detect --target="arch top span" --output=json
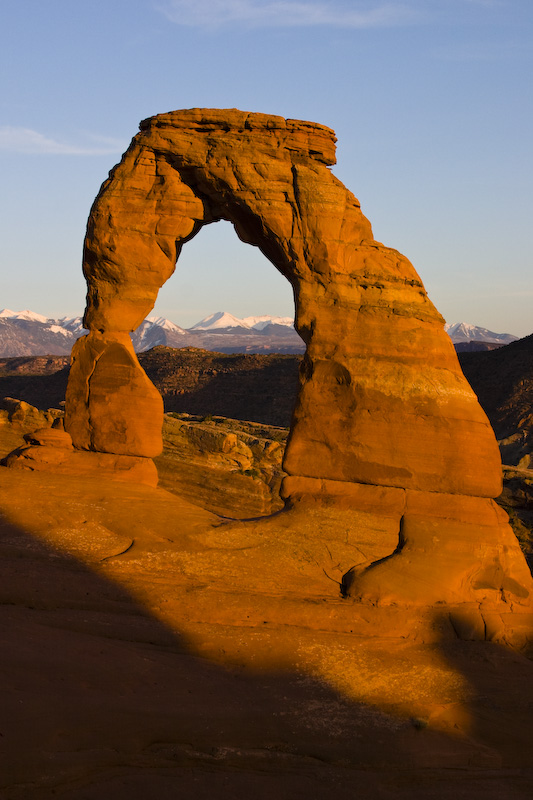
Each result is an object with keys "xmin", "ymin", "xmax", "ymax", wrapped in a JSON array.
[
  {"xmin": 62, "ymin": 108, "xmax": 533, "ymax": 610},
  {"xmin": 138, "ymin": 107, "xmax": 338, "ymax": 166},
  {"xmin": 82, "ymin": 107, "xmax": 367, "ymax": 336}
]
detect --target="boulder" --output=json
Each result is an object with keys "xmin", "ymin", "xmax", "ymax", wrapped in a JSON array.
[{"xmin": 23, "ymin": 427, "xmax": 73, "ymax": 449}]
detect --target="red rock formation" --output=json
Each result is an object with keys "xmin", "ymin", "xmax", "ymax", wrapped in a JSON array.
[
  {"xmin": 66, "ymin": 331, "xmax": 162, "ymax": 457},
  {"xmin": 60, "ymin": 108, "xmax": 532, "ymax": 609}
]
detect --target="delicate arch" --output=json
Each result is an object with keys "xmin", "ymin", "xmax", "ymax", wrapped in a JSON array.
[
  {"xmin": 66, "ymin": 108, "xmax": 499, "ymax": 496},
  {"xmin": 63, "ymin": 108, "xmax": 533, "ymax": 608}
]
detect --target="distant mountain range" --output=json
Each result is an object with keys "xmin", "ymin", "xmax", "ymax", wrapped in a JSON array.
[
  {"xmin": 0, "ymin": 308, "xmax": 521, "ymax": 357},
  {"xmin": 189, "ymin": 311, "xmax": 294, "ymax": 331},
  {"xmin": 0, "ymin": 309, "xmax": 303, "ymax": 356},
  {"xmin": 444, "ymin": 322, "xmax": 518, "ymax": 352}
]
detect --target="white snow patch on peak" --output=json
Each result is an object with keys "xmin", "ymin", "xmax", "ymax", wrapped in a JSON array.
[
  {"xmin": 0, "ymin": 309, "xmax": 50, "ymax": 323},
  {"xmin": 444, "ymin": 322, "xmax": 478, "ymax": 335},
  {"xmin": 242, "ymin": 315, "xmax": 294, "ymax": 330},
  {"xmin": 47, "ymin": 324, "xmax": 71, "ymax": 336},
  {"xmin": 444, "ymin": 321, "xmax": 518, "ymax": 344},
  {"xmin": 189, "ymin": 311, "xmax": 251, "ymax": 330},
  {"xmin": 146, "ymin": 316, "xmax": 186, "ymax": 333},
  {"xmin": 58, "ymin": 315, "xmax": 83, "ymax": 324},
  {"xmin": 56, "ymin": 316, "xmax": 86, "ymax": 334}
]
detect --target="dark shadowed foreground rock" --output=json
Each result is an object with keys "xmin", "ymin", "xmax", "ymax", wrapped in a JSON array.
[
  {"xmin": 1, "ymin": 467, "xmax": 533, "ymax": 799},
  {"xmin": 1, "ymin": 398, "xmax": 533, "ymax": 795},
  {"xmin": 459, "ymin": 334, "xmax": 533, "ymax": 469}
]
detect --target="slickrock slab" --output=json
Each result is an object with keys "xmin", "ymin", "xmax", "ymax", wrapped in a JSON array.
[
  {"xmin": 2, "ymin": 419, "xmax": 158, "ymax": 487},
  {"xmin": 3, "ymin": 446, "xmax": 159, "ymax": 486},
  {"xmin": 1, "ymin": 469, "xmax": 533, "ymax": 799}
]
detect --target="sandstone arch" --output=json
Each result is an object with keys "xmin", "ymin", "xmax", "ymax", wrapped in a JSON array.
[{"xmin": 64, "ymin": 108, "xmax": 533, "ymax": 611}]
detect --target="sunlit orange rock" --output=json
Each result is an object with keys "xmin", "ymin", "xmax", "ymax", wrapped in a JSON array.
[
  {"xmin": 2, "ymin": 424, "xmax": 158, "ymax": 487},
  {"xmin": 65, "ymin": 330, "xmax": 163, "ymax": 458},
  {"xmin": 60, "ymin": 108, "xmax": 532, "ymax": 609}
]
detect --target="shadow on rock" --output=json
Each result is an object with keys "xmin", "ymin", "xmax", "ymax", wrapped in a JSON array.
[{"xmin": 1, "ymin": 504, "xmax": 533, "ymax": 799}]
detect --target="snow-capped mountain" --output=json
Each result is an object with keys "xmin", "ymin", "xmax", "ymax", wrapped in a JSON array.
[
  {"xmin": 0, "ymin": 308, "xmax": 51, "ymax": 324},
  {"xmin": 0, "ymin": 309, "xmax": 83, "ymax": 356},
  {"xmin": 184, "ymin": 311, "xmax": 301, "ymax": 353},
  {"xmin": 0, "ymin": 309, "xmax": 302, "ymax": 356},
  {"xmin": 190, "ymin": 311, "xmax": 295, "ymax": 332},
  {"xmin": 146, "ymin": 316, "xmax": 186, "ymax": 332},
  {"xmin": 444, "ymin": 322, "xmax": 518, "ymax": 346},
  {"xmin": 1, "ymin": 308, "xmax": 519, "ymax": 358},
  {"xmin": 0, "ymin": 310, "xmax": 192, "ymax": 356},
  {"xmin": 241, "ymin": 315, "xmax": 294, "ymax": 330},
  {"xmin": 189, "ymin": 311, "xmax": 253, "ymax": 330},
  {"xmin": 130, "ymin": 316, "xmax": 187, "ymax": 351},
  {"xmin": 57, "ymin": 316, "xmax": 87, "ymax": 336}
]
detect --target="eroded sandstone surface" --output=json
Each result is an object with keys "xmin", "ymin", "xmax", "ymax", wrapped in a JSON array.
[
  {"xmin": 1, "ymin": 466, "xmax": 533, "ymax": 799},
  {"xmin": 2, "ymin": 110, "xmax": 533, "ymax": 797},
  {"xmin": 156, "ymin": 413, "xmax": 286, "ymax": 517}
]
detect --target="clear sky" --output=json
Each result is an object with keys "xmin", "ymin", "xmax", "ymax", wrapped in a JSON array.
[{"xmin": 0, "ymin": 0, "xmax": 531, "ymax": 334}]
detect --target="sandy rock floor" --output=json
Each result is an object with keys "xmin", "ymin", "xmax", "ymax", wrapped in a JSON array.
[{"xmin": 1, "ymin": 466, "xmax": 533, "ymax": 799}]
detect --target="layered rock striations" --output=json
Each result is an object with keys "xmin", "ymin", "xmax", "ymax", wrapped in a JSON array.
[
  {"xmin": 55, "ymin": 108, "xmax": 533, "ymax": 612},
  {"xmin": 156, "ymin": 413, "xmax": 287, "ymax": 518}
]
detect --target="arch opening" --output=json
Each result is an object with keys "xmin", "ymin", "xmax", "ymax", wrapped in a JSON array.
[
  {"xmin": 141, "ymin": 218, "xmax": 303, "ymax": 519},
  {"xmin": 149, "ymin": 218, "xmax": 298, "ymax": 334}
]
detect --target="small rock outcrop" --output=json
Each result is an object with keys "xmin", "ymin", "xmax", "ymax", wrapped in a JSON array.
[
  {"xmin": 55, "ymin": 108, "xmax": 532, "ymax": 612},
  {"xmin": 1, "ymin": 411, "xmax": 157, "ymax": 486},
  {"xmin": 156, "ymin": 413, "xmax": 286, "ymax": 517}
]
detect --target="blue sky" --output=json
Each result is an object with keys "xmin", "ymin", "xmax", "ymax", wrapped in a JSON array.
[{"xmin": 0, "ymin": 0, "xmax": 532, "ymax": 334}]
